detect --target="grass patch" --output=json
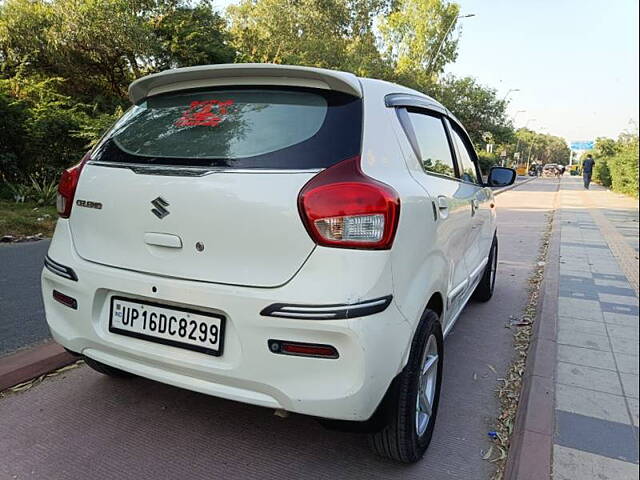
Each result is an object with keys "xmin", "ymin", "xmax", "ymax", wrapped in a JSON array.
[{"xmin": 0, "ymin": 200, "xmax": 58, "ymax": 238}]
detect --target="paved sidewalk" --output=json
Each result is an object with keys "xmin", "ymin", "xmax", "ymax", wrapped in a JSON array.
[{"xmin": 553, "ymin": 176, "xmax": 639, "ymax": 479}]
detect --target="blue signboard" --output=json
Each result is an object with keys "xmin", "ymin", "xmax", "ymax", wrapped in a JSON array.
[{"xmin": 570, "ymin": 141, "xmax": 594, "ymax": 151}]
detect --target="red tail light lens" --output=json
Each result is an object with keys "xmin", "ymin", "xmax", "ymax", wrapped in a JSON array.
[
  {"xmin": 298, "ymin": 156, "xmax": 400, "ymax": 249},
  {"xmin": 57, "ymin": 153, "xmax": 89, "ymax": 218}
]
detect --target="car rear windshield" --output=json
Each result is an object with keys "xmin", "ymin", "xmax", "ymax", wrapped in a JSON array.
[{"xmin": 91, "ymin": 87, "xmax": 362, "ymax": 169}]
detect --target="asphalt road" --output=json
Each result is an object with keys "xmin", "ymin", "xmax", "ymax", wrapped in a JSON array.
[
  {"xmin": 0, "ymin": 240, "xmax": 51, "ymax": 356},
  {"xmin": 0, "ymin": 179, "xmax": 560, "ymax": 479}
]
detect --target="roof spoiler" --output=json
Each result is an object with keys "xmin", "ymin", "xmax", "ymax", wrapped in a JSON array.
[{"xmin": 128, "ymin": 63, "xmax": 362, "ymax": 103}]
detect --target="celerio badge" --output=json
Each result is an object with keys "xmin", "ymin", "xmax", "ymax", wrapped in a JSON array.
[{"xmin": 151, "ymin": 197, "xmax": 170, "ymax": 219}]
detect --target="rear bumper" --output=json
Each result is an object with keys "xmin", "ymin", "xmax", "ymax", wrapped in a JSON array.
[{"xmin": 42, "ymin": 220, "xmax": 411, "ymax": 421}]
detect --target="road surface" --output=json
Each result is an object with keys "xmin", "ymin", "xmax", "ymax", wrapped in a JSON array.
[
  {"xmin": 0, "ymin": 179, "xmax": 559, "ymax": 479},
  {"xmin": 0, "ymin": 240, "xmax": 51, "ymax": 356}
]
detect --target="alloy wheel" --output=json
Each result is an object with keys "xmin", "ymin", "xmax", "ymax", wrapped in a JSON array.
[{"xmin": 415, "ymin": 334, "xmax": 439, "ymax": 437}]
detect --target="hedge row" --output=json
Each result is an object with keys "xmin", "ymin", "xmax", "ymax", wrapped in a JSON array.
[{"xmin": 592, "ymin": 137, "xmax": 638, "ymax": 198}]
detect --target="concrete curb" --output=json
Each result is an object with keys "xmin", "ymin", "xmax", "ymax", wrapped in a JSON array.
[
  {"xmin": 504, "ymin": 185, "xmax": 561, "ymax": 480},
  {"xmin": 0, "ymin": 341, "xmax": 76, "ymax": 392},
  {"xmin": 494, "ymin": 176, "xmax": 537, "ymax": 196}
]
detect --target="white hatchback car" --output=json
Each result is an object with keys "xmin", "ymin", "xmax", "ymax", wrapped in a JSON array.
[{"xmin": 42, "ymin": 63, "xmax": 515, "ymax": 463}]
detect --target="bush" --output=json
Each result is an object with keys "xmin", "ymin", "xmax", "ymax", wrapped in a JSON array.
[
  {"xmin": 28, "ymin": 175, "xmax": 58, "ymax": 205},
  {"xmin": 593, "ymin": 158, "xmax": 611, "ymax": 187},
  {"xmin": 609, "ymin": 148, "xmax": 639, "ymax": 198},
  {"xmin": 590, "ymin": 135, "xmax": 638, "ymax": 198}
]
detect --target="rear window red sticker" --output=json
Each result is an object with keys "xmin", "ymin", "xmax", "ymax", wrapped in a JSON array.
[{"xmin": 175, "ymin": 100, "xmax": 234, "ymax": 127}]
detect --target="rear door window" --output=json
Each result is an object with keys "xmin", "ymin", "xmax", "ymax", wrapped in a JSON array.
[
  {"xmin": 405, "ymin": 110, "xmax": 457, "ymax": 179},
  {"xmin": 450, "ymin": 127, "xmax": 480, "ymax": 184},
  {"xmin": 92, "ymin": 87, "xmax": 362, "ymax": 169}
]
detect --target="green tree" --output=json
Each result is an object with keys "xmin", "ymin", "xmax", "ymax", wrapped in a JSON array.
[
  {"xmin": 379, "ymin": 0, "xmax": 459, "ymax": 81},
  {"xmin": 0, "ymin": 0, "xmax": 234, "ymax": 105},
  {"xmin": 0, "ymin": 75, "xmax": 88, "ymax": 180},
  {"xmin": 228, "ymin": 0, "xmax": 353, "ymax": 68},
  {"xmin": 0, "ymin": 82, "xmax": 29, "ymax": 181},
  {"xmin": 150, "ymin": 1, "xmax": 235, "ymax": 70},
  {"xmin": 431, "ymin": 75, "xmax": 513, "ymax": 145}
]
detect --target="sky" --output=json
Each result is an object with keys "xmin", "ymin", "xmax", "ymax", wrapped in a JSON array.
[
  {"xmin": 445, "ymin": 0, "xmax": 639, "ymax": 143},
  {"xmin": 213, "ymin": 0, "xmax": 638, "ymax": 143}
]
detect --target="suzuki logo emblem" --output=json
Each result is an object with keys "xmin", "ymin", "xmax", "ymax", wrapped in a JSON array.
[{"xmin": 151, "ymin": 197, "xmax": 170, "ymax": 219}]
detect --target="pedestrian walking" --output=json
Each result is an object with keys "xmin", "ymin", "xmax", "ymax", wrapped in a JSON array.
[{"xmin": 582, "ymin": 154, "xmax": 595, "ymax": 189}]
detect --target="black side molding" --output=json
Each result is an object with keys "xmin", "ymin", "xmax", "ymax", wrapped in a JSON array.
[
  {"xmin": 44, "ymin": 255, "xmax": 78, "ymax": 281},
  {"xmin": 260, "ymin": 295, "xmax": 393, "ymax": 320}
]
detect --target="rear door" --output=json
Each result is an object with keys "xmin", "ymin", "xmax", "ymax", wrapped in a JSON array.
[
  {"xmin": 447, "ymin": 121, "xmax": 493, "ymax": 288},
  {"xmin": 397, "ymin": 108, "xmax": 470, "ymax": 328},
  {"xmin": 70, "ymin": 87, "xmax": 362, "ymax": 287}
]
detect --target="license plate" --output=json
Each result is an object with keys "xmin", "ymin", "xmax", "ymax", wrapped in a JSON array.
[{"xmin": 109, "ymin": 297, "xmax": 225, "ymax": 356}]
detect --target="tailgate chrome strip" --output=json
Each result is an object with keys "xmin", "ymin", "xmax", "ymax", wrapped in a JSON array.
[
  {"xmin": 88, "ymin": 161, "xmax": 322, "ymax": 177},
  {"xmin": 260, "ymin": 295, "xmax": 392, "ymax": 320},
  {"xmin": 44, "ymin": 256, "xmax": 78, "ymax": 281}
]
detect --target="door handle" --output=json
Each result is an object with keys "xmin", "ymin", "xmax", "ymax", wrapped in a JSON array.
[
  {"xmin": 471, "ymin": 198, "xmax": 479, "ymax": 216},
  {"xmin": 436, "ymin": 196, "xmax": 449, "ymax": 219}
]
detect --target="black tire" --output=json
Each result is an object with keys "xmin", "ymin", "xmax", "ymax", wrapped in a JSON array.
[
  {"xmin": 84, "ymin": 356, "xmax": 134, "ymax": 378},
  {"xmin": 473, "ymin": 234, "xmax": 498, "ymax": 302},
  {"xmin": 367, "ymin": 310, "xmax": 443, "ymax": 463}
]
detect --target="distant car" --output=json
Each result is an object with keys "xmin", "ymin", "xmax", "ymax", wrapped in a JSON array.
[
  {"xmin": 42, "ymin": 63, "xmax": 516, "ymax": 463},
  {"xmin": 542, "ymin": 164, "xmax": 560, "ymax": 177}
]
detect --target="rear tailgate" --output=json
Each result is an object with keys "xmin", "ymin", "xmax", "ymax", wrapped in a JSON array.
[
  {"xmin": 70, "ymin": 165, "xmax": 316, "ymax": 287},
  {"xmin": 68, "ymin": 85, "xmax": 362, "ymax": 287}
]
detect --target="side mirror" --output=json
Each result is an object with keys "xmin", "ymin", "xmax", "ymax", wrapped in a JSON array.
[{"xmin": 487, "ymin": 166, "xmax": 517, "ymax": 187}]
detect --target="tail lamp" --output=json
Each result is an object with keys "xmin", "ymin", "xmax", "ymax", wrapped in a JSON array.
[
  {"xmin": 298, "ymin": 156, "xmax": 400, "ymax": 249},
  {"xmin": 57, "ymin": 153, "xmax": 89, "ymax": 218}
]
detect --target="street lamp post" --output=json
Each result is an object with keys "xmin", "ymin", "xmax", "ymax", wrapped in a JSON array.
[
  {"xmin": 515, "ymin": 118, "xmax": 535, "ymax": 168},
  {"xmin": 527, "ymin": 127, "xmax": 547, "ymax": 172},
  {"xmin": 426, "ymin": 13, "xmax": 475, "ymax": 73},
  {"xmin": 513, "ymin": 110, "xmax": 526, "ymax": 125},
  {"xmin": 507, "ymin": 110, "xmax": 526, "ymax": 165},
  {"xmin": 502, "ymin": 88, "xmax": 520, "ymax": 102}
]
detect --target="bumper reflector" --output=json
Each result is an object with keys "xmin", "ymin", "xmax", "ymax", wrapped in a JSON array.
[
  {"xmin": 268, "ymin": 340, "xmax": 339, "ymax": 359},
  {"xmin": 53, "ymin": 290, "xmax": 78, "ymax": 310}
]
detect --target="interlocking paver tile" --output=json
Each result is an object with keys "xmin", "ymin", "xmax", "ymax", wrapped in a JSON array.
[
  {"xmin": 557, "ymin": 330, "xmax": 611, "ymax": 351},
  {"xmin": 606, "ymin": 323, "xmax": 639, "ymax": 340},
  {"xmin": 557, "ymin": 362, "xmax": 623, "ymax": 394},
  {"xmin": 603, "ymin": 312, "xmax": 639, "ymax": 327},
  {"xmin": 619, "ymin": 373, "xmax": 639, "ymax": 399},
  {"xmin": 614, "ymin": 352, "xmax": 640, "ymax": 375},
  {"xmin": 556, "ymin": 384, "xmax": 631, "ymax": 423},
  {"xmin": 558, "ymin": 298, "xmax": 603, "ymax": 322},
  {"xmin": 601, "ymin": 302, "xmax": 640, "ymax": 317},
  {"xmin": 555, "ymin": 411, "xmax": 639, "ymax": 462},
  {"xmin": 558, "ymin": 344, "xmax": 616, "ymax": 370},
  {"xmin": 559, "ymin": 317, "xmax": 607, "ymax": 336},
  {"xmin": 592, "ymin": 273, "xmax": 629, "ymax": 282},
  {"xmin": 558, "ymin": 267, "xmax": 593, "ymax": 278},
  {"xmin": 595, "ymin": 278, "xmax": 635, "ymax": 289},
  {"xmin": 610, "ymin": 336, "xmax": 640, "ymax": 356},
  {"xmin": 598, "ymin": 293, "xmax": 640, "ymax": 306},
  {"xmin": 553, "ymin": 445, "xmax": 640, "ymax": 480}
]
